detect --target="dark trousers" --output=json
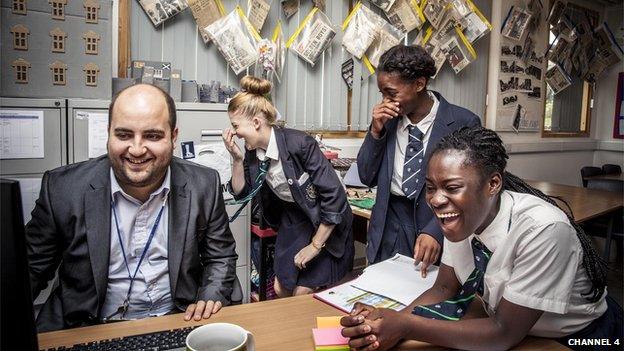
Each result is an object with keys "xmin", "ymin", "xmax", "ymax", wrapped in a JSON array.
[
  {"xmin": 557, "ymin": 295, "xmax": 623, "ymax": 350},
  {"xmin": 374, "ymin": 194, "xmax": 417, "ymax": 263}
]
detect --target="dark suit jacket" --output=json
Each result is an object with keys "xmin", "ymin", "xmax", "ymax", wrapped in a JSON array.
[
  {"xmin": 233, "ymin": 127, "xmax": 353, "ymax": 259},
  {"xmin": 26, "ymin": 156, "xmax": 239, "ymax": 332},
  {"xmin": 357, "ymin": 91, "xmax": 481, "ymax": 262}
]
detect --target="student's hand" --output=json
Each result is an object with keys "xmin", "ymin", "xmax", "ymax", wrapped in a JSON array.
[
  {"xmin": 349, "ymin": 302, "xmax": 377, "ymax": 318},
  {"xmin": 370, "ymin": 98, "xmax": 400, "ymax": 139},
  {"xmin": 222, "ymin": 128, "xmax": 244, "ymax": 161},
  {"xmin": 183, "ymin": 300, "xmax": 222, "ymax": 321},
  {"xmin": 342, "ymin": 308, "xmax": 407, "ymax": 351},
  {"xmin": 294, "ymin": 244, "xmax": 321, "ymax": 269},
  {"xmin": 414, "ymin": 233, "xmax": 441, "ymax": 278}
]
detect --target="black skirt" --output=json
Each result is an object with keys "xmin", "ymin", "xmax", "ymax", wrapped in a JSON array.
[{"xmin": 273, "ymin": 202, "xmax": 353, "ymax": 291}]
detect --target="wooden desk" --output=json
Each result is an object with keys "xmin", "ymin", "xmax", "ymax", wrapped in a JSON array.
[
  {"xmin": 525, "ymin": 180, "xmax": 623, "ymax": 223},
  {"xmin": 584, "ymin": 173, "xmax": 624, "ymax": 182},
  {"xmin": 350, "ymin": 181, "xmax": 623, "ymax": 224},
  {"xmin": 38, "ymin": 295, "xmax": 567, "ymax": 350}
]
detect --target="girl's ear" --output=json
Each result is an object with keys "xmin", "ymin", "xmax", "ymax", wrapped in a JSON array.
[
  {"xmin": 252, "ymin": 115, "xmax": 262, "ymax": 130},
  {"xmin": 416, "ymin": 76, "xmax": 427, "ymax": 93},
  {"xmin": 489, "ymin": 172, "xmax": 503, "ymax": 196}
]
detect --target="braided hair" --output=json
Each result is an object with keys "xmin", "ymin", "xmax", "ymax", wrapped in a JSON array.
[
  {"xmin": 378, "ymin": 45, "xmax": 437, "ymax": 82},
  {"xmin": 432, "ymin": 126, "xmax": 606, "ymax": 302}
]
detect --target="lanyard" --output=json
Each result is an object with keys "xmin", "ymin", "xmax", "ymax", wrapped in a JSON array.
[{"xmin": 104, "ymin": 194, "xmax": 168, "ymax": 321}]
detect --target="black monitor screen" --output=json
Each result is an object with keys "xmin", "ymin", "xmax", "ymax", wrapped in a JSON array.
[{"xmin": 1, "ymin": 179, "xmax": 38, "ymax": 350}]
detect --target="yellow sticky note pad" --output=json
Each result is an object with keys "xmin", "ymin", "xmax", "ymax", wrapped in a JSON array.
[
  {"xmin": 316, "ymin": 316, "xmax": 342, "ymax": 328},
  {"xmin": 316, "ymin": 346, "xmax": 350, "ymax": 351}
]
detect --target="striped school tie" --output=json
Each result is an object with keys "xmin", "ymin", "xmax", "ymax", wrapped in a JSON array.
[
  {"xmin": 228, "ymin": 159, "xmax": 270, "ymax": 223},
  {"xmin": 412, "ymin": 237, "xmax": 492, "ymax": 320},
  {"xmin": 402, "ymin": 125, "xmax": 425, "ymax": 199}
]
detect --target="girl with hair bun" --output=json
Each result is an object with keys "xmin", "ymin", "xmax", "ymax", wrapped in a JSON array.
[
  {"xmin": 358, "ymin": 44, "xmax": 481, "ymax": 276},
  {"xmin": 341, "ymin": 126, "xmax": 622, "ymax": 351},
  {"xmin": 223, "ymin": 76, "xmax": 354, "ymax": 297}
]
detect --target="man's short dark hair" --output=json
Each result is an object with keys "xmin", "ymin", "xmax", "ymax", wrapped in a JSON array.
[
  {"xmin": 108, "ymin": 84, "xmax": 177, "ymax": 131},
  {"xmin": 378, "ymin": 44, "xmax": 437, "ymax": 82}
]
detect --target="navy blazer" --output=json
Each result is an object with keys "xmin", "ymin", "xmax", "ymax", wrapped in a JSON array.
[
  {"xmin": 357, "ymin": 91, "xmax": 481, "ymax": 262},
  {"xmin": 234, "ymin": 127, "xmax": 352, "ymax": 258}
]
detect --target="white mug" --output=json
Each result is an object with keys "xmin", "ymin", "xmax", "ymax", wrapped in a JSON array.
[{"xmin": 186, "ymin": 322, "xmax": 255, "ymax": 351}]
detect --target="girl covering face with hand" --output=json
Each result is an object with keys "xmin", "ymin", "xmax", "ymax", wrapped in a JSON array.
[
  {"xmin": 223, "ymin": 76, "xmax": 354, "ymax": 297},
  {"xmin": 341, "ymin": 126, "xmax": 621, "ymax": 351}
]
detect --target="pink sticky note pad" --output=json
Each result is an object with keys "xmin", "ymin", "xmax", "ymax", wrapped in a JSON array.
[{"xmin": 312, "ymin": 327, "xmax": 349, "ymax": 346}]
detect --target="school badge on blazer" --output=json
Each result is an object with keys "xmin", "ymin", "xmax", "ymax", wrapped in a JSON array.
[{"xmin": 305, "ymin": 183, "xmax": 318, "ymax": 202}]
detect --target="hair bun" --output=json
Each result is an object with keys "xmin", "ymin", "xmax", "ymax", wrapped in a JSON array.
[{"xmin": 240, "ymin": 75, "xmax": 272, "ymax": 95}]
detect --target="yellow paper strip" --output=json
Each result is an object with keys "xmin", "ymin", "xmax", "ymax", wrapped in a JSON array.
[
  {"xmin": 272, "ymin": 20, "xmax": 282, "ymax": 42},
  {"xmin": 236, "ymin": 5, "xmax": 261, "ymax": 41},
  {"xmin": 286, "ymin": 7, "xmax": 319, "ymax": 48},
  {"xmin": 342, "ymin": 1, "xmax": 362, "ymax": 31},
  {"xmin": 466, "ymin": 0, "xmax": 492, "ymax": 30},
  {"xmin": 455, "ymin": 25, "xmax": 477, "ymax": 59},
  {"xmin": 216, "ymin": 0, "xmax": 225, "ymax": 16},
  {"xmin": 363, "ymin": 55, "xmax": 375, "ymax": 75}
]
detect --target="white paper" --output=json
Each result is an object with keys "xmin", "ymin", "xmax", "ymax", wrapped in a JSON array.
[
  {"xmin": 343, "ymin": 163, "xmax": 367, "ymax": 188},
  {"xmin": 351, "ymin": 253, "xmax": 438, "ymax": 305},
  {"xmin": 314, "ymin": 285, "xmax": 404, "ymax": 313},
  {"xmin": 0, "ymin": 110, "xmax": 45, "ymax": 159},
  {"xmin": 8, "ymin": 177, "xmax": 42, "ymax": 224},
  {"xmin": 83, "ymin": 111, "xmax": 109, "ymax": 158},
  {"xmin": 190, "ymin": 143, "xmax": 232, "ymax": 187}
]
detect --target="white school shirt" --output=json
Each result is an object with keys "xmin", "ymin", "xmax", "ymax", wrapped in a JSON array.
[
  {"xmin": 441, "ymin": 191, "xmax": 607, "ymax": 337},
  {"xmin": 390, "ymin": 91, "xmax": 439, "ymax": 196},
  {"xmin": 256, "ymin": 127, "xmax": 295, "ymax": 202}
]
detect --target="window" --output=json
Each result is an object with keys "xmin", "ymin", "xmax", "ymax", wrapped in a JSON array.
[
  {"xmin": 50, "ymin": 28, "xmax": 66, "ymax": 53},
  {"xmin": 49, "ymin": 61, "xmax": 67, "ymax": 85},
  {"xmin": 13, "ymin": 0, "xmax": 26, "ymax": 14},
  {"xmin": 84, "ymin": 0, "xmax": 99, "ymax": 23},
  {"xmin": 542, "ymin": 3, "xmax": 598, "ymax": 137},
  {"xmin": 12, "ymin": 58, "xmax": 30, "ymax": 84},
  {"xmin": 49, "ymin": 0, "xmax": 67, "ymax": 20},
  {"xmin": 83, "ymin": 63, "xmax": 99, "ymax": 86},
  {"xmin": 83, "ymin": 31, "xmax": 100, "ymax": 55},
  {"xmin": 10, "ymin": 24, "xmax": 29, "ymax": 50}
]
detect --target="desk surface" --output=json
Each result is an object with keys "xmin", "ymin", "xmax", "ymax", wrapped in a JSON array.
[
  {"xmin": 584, "ymin": 173, "xmax": 624, "ymax": 182},
  {"xmin": 39, "ymin": 295, "xmax": 567, "ymax": 350},
  {"xmin": 350, "ymin": 180, "xmax": 623, "ymax": 224}
]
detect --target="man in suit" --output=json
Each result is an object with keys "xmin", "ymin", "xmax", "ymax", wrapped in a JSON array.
[
  {"xmin": 26, "ymin": 84, "xmax": 239, "ymax": 332},
  {"xmin": 358, "ymin": 45, "xmax": 481, "ymax": 273}
]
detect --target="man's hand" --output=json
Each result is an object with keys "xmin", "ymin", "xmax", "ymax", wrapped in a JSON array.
[
  {"xmin": 414, "ymin": 233, "xmax": 441, "ymax": 278},
  {"xmin": 294, "ymin": 244, "xmax": 321, "ymax": 269},
  {"xmin": 371, "ymin": 99, "xmax": 400, "ymax": 139},
  {"xmin": 184, "ymin": 300, "xmax": 222, "ymax": 321}
]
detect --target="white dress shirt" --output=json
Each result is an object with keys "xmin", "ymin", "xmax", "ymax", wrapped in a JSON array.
[
  {"xmin": 390, "ymin": 91, "xmax": 439, "ymax": 196},
  {"xmin": 101, "ymin": 168, "xmax": 175, "ymax": 320},
  {"xmin": 257, "ymin": 127, "xmax": 295, "ymax": 202},
  {"xmin": 441, "ymin": 191, "xmax": 607, "ymax": 337}
]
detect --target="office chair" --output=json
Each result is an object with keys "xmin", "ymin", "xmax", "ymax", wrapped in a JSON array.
[
  {"xmin": 580, "ymin": 166, "xmax": 604, "ymax": 187},
  {"xmin": 602, "ymin": 164, "xmax": 622, "ymax": 175}
]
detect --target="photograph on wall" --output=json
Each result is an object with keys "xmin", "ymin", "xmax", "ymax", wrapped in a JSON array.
[
  {"xmin": 440, "ymin": 36, "xmax": 472, "ymax": 74},
  {"xmin": 370, "ymin": 0, "xmax": 397, "ymax": 12},
  {"xmin": 423, "ymin": 0, "xmax": 448, "ymax": 29},
  {"xmin": 138, "ymin": 0, "xmax": 188, "ymax": 27},
  {"xmin": 501, "ymin": 6, "xmax": 532, "ymax": 41},
  {"xmin": 385, "ymin": 0, "xmax": 425, "ymax": 34},
  {"xmin": 545, "ymin": 64, "xmax": 572, "ymax": 95},
  {"xmin": 187, "ymin": 0, "xmax": 225, "ymax": 43}
]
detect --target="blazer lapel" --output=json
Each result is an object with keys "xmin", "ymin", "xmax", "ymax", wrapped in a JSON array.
[
  {"xmin": 273, "ymin": 128, "xmax": 301, "ymax": 201},
  {"xmin": 84, "ymin": 159, "xmax": 112, "ymax": 309},
  {"xmin": 424, "ymin": 91, "xmax": 454, "ymax": 162},
  {"xmin": 168, "ymin": 162, "xmax": 190, "ymax": 296}
]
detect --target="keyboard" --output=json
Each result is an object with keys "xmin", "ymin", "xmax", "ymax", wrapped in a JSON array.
[{"xmin": 44, "ymin": 326, "xmax": 195, "ymax": 351}]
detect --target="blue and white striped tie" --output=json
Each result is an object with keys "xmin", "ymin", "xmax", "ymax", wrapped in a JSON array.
[
  {"xmin": 227, "ymin": 159, "xmax": 270, "ymax": 222},
  {"xmin": 402, "ymin": 125, "xmax": 424, "ymax": 199}
]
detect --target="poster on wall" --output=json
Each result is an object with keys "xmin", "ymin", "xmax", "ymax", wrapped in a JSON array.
[
  {"xmin": 614, "ymin": 72, "xmax": 624, "ymax": 139},
  {"xmin": 495, "ymin": 0, "xmax": 547, "ymax": 132}
]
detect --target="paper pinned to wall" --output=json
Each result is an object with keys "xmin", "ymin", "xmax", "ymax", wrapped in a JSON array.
[
  {"xmin": 84, "ymin": 111, "xmax": 109, "ymax": 159},
  {"xmin": 0, "ymin": 110, "xmax": 45, "ymax": 159},
  {"xmin": 190, "ymin": 142, "xmax": 232, "ymax": 186}
]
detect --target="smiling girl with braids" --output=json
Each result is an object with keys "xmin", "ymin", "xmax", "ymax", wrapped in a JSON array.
[{"xmin": 342, "ymin": 126, "xmax": 622, "ymax": 351}]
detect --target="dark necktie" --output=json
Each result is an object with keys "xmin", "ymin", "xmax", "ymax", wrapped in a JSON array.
[
  {"xmin": 228, "ymin": 159, "xmax": 270, "ymax": 222},
  {"xmin": 402, "ymin": 125, "xmax": 425, "ymax": 199},
  {"xmin": 412, "ymin": 237, "xmax": 492, "ymax": 320}
]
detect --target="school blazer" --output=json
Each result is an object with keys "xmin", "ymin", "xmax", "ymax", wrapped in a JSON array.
[
  {"xmin": 26, "ymin": 156, "xmax": 239, "ymax": 332},
  {"xmin": 357, "ymin": 91, "xmax": 481, "ymax": 262},
  {"xmin": 233, "ymin": 127, "xmax": 353, "ymax": 258}
]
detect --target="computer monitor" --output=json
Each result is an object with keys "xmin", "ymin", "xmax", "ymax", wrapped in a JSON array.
[{"xmin": 1, "ymin": 179, "xmax": 38, "ymax": 351}]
